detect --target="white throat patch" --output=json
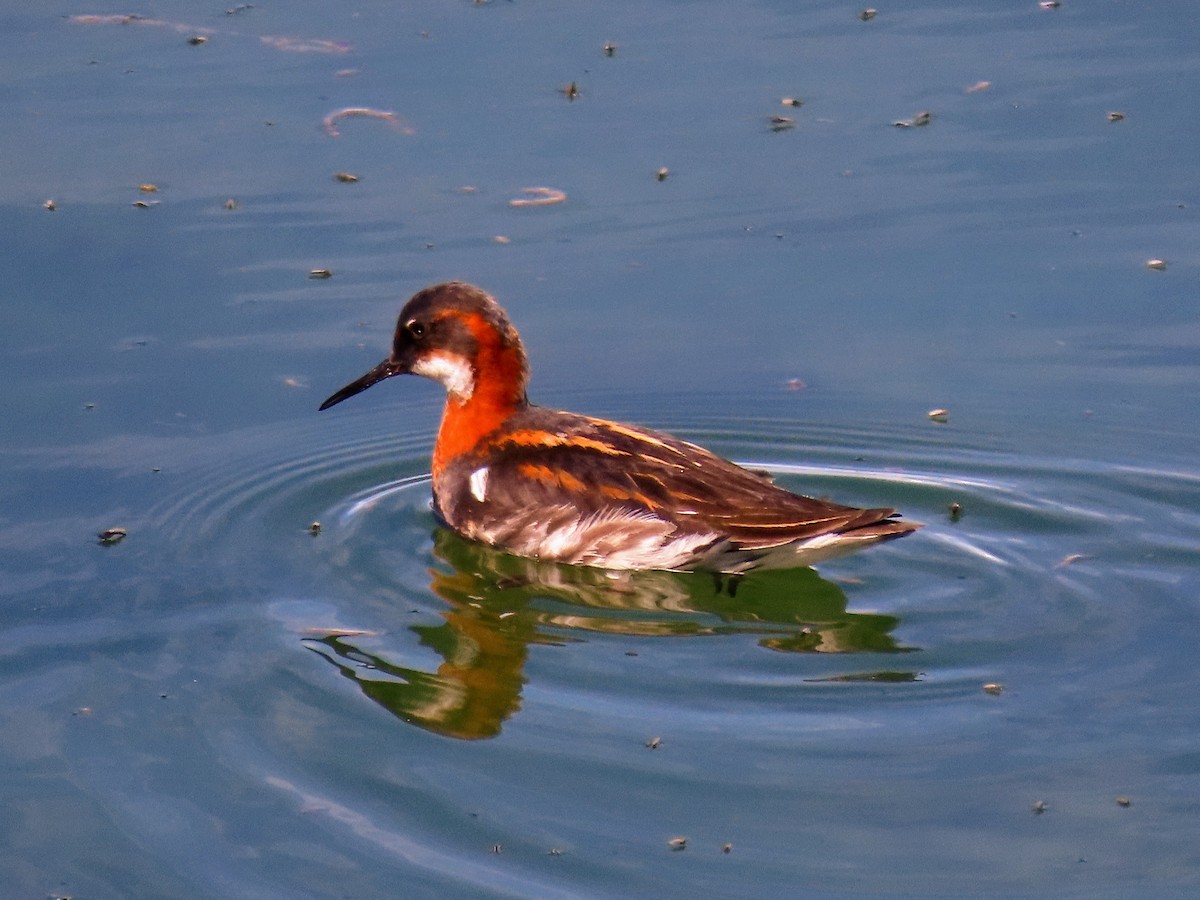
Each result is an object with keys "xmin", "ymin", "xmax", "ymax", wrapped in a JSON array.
[{"xmin": 411, "ymin": 351, "xmax": 475, "ymax": 400}]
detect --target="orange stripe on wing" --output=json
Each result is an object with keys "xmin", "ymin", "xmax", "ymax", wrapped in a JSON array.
[
  {"xmin": 598, "ymin": 483, "xmax": 660, "ymax": 510},
  {"xmin": 583, "ymin": 417, "xmax": 685, "ymax": 456},
  {"xmin": 517, "ymin": 462, "xmax": 587, "ymax": 492},
  {"xmin": 500, "ymin": 429, "xmax": 628, "ymax": 456}
]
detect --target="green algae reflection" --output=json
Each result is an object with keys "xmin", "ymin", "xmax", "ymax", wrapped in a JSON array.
[{"xmin": 305, "ymin": 528, "xmax": 917, "ymax": 740}]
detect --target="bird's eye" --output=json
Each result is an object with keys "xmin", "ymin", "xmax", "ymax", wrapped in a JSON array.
[{"xmin": 406, "ymin": 320, "xmax": 427, "ymax": 340}]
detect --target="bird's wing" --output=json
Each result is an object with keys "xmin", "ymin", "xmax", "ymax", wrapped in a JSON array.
[{"xmin": 474, "ymin": 411, "xmax": 912, "ymax": 551}]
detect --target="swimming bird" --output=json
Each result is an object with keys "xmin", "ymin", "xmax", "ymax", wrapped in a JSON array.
[{"xmin": 320, "ymin": 282, "xmax": 919, "ymax": 572}]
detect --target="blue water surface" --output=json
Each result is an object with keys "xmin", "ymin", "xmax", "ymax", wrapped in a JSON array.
[{"xmin": 3, "ymin": 1, "xmax": 1199, "ymax": 897}]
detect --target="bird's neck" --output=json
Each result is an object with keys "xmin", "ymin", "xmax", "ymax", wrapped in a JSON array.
[{"xmin": 431, "ymin": 346, "xmax": 528, "ymax": 480}]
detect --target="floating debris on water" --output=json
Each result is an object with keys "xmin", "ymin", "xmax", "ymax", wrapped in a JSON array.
[
  {"xmin": 656, "ymin": 167, "xmax": 670, "ymax": 181},
  {"xmin": 1039, "ymin": 1, "xmax": 1061, "ymax": 9},
  {"xmin": 928, "ymin": 408, "xmax": 950, "ymax": 423},
  {"xmin": 561, "ymin": 81, "xmax": 580, "ymax": 100},
  {"xmin": 1107, "ymin": 111, "xmax": 1126, "ymax": 122},
  {"xmin": 1032, "ymin": 800, "xmax": 1048, "ymax": 814},
  {"xmin": 226, "ymin": 4, "xmax": 254, "ymax": 14},
  {"xmin": 860, "ymin": 9, "xmax": 878, "ymax": 21},
  {"xmin": 781, "ymin": 96, "xmax": 803, "ymax": 107},
  {"xmin": 603, "ymin": 42, "xmax": 617, "ymax": 57},
  {"xmin": 983, "ymin": 683, "xmax": 1004, "ymax": 696},
  {"xmin": 309, "ymin": 521, "xmax": 322, "ymax": 536},
  {"xmin": 308, "ymin": 268, "xmax": 334, "ymax": 279},
  {"xmin": 70, "ymin": 18, "xmax": 349, "ymax": 55},
  {"xmin": 493, "ymin": 235, "xmax": 511, "ymax": 244},
  {"xmin": 1145, "ymin": 258, "xmax": 1167, "ymax": 271},
  {"xmin": 223, "ymin": 198, "xmax": 238, "ymax": 210},
  {"xmin": 722, "ymin": 842, "xmax": 733, "ymax": 854},
  {"xmin": 1116, "ymin": 795, "xmax": 1132, "ymax": 807},
  {"xmin": 71, "ymin": 13, "xmax": 147, "ymax": 25},
  {"xmin": 334, "ymin": 171, "xmax": 359, "ymax": 183},
  {"xmin": 43, "ymin": 199, "xmax": 56, "ymax": 211},
  {"xmin": 1055, "ymin": 553, "xmax": 1089, "ymax": 568},
  {"xmin": 785, "ymin": 378, "xmax": 806, "ymax": 392},
  {"xmin": 965, "ymin": 81, "xmax": 992, "ymax": 93},
  {"xmin": 509, "ymin": 187, "xmax": 567, "ymax": 207},
  {"xmin": 645, "ymin": 736, "xmax": 662, "ymax": 749},
  {"xmin": 132, "ymin": 199, "xmax": 159, "ymax": 208},
  {"xmin": 139, "ymin": 183, "xmax": 159, "ymax": 193},
  {"xmin": 97, "ymin": 527, "xmax": 128, "ymax": 546},
  {"xmin": 262, "ymin": 35, "xmax": 351, "ymax": 54},
  {"xmin": 668, "ymin": 836, "xmax": 688, "ymax": 851},
  {"xmin": 770, "ymin": 115, "xmax": 795, "ymax": 131},
  {"xmin": 322, "ymin": 107, "xmax": 411, "ymax": 137},
  {"xmin": 69, "ymin": 13, "xmax": 213, "ymax": 36},
  {"xmin": 894, "ymin": 111, "xmax": 933, "ymax": 128}
]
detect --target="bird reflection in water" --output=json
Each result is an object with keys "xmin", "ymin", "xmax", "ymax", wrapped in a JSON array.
[{"xmin": 303, "ymin": 528, "xmax": 917, "ymax": 740}]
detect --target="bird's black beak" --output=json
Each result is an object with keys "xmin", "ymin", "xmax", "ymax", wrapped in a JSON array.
[{"xmin": 318, "ymin": 359, "xmax": 404, "ymax": 411}]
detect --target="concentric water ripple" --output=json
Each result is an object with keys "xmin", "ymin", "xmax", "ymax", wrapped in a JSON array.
[{"xmin": 137, "ymin": 400, "xmax": 1200, "ymax": 722}]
